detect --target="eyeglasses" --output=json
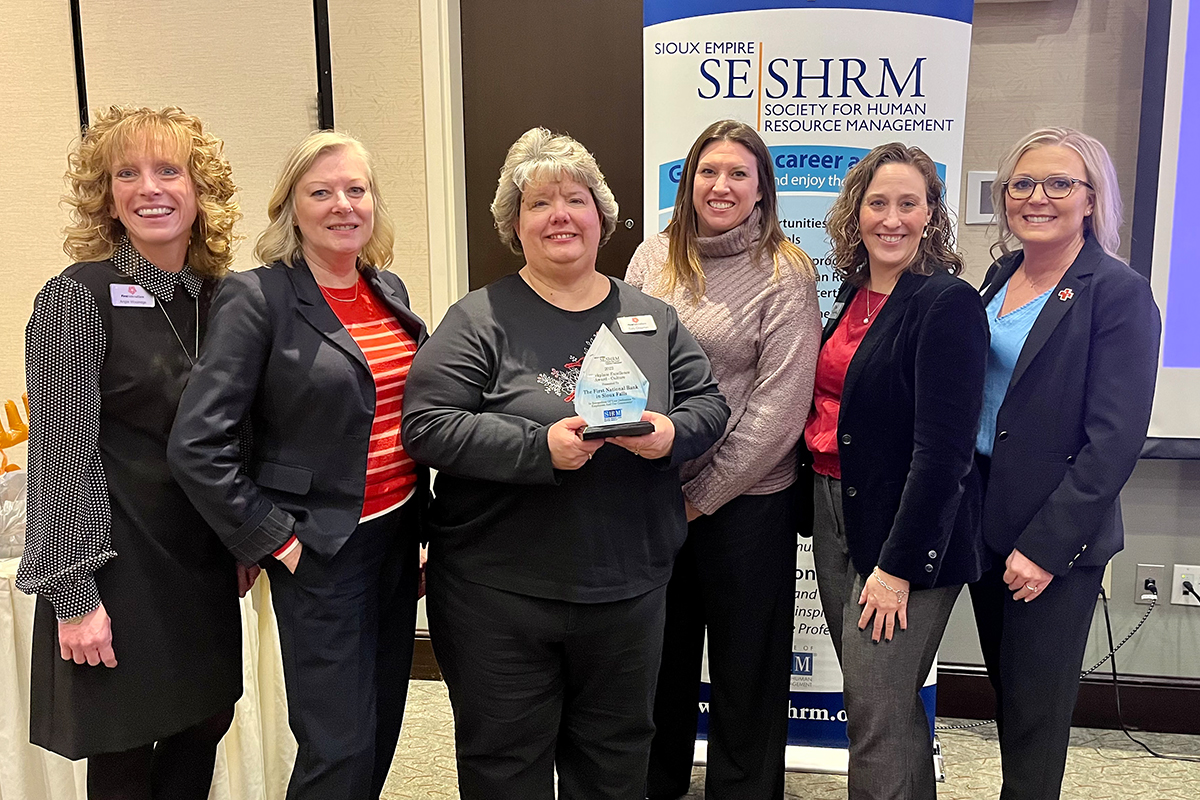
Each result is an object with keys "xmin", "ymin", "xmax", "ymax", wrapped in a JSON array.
[{"xmin": 1004, "ymin": 175, "xmax": 1094, "ymax": 201}]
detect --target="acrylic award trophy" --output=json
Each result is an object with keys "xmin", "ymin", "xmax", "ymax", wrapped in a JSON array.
[{"xmin": 575, "ymin": 324, "xmax": 655, "ymax": 440}]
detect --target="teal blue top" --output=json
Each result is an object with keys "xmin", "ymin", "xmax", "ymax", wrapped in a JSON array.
[{"xmin": 976, "ymin": 282, "xmax": 1052, "ymax": 456}]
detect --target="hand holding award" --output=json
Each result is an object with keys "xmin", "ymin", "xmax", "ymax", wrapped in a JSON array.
[{"xmin": 575, "ymin": 324, "xmax": 655, "ymax": 440}]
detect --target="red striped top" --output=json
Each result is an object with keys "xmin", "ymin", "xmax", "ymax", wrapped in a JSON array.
[{"xmin": 320, "ymin": 276, "xmax": 419, "ymax": 521}]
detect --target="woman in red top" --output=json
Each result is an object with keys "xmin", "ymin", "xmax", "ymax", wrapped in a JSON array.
[
  {"xmin": 802, "ymin": 143, "xmax": 988, "ymax": 800},
  {"xmin": 169, "ymin": 131, "xmax": 427, "ymax": 800}
]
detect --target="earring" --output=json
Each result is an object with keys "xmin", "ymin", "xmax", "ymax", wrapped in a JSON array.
[{"xmin": 921, "ymin": 224, "xmax": 930, "ymax": 239}]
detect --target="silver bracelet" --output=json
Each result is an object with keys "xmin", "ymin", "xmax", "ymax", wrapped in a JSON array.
[{"xmin": 873, "ymin": 568, "xmax": 909, "ymax": 603}]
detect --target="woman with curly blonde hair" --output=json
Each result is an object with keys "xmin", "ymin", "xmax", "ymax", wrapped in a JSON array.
[
  {"xmin": 803, "ymin": 142, "xmax": 988, "ymax": 799},
  {"xmin": 17, "ymin": 105, "xmax": 245, "ymax": 800}
]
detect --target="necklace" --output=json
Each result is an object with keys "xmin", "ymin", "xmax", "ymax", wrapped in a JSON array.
[
  {"xmin": 1021, "ymin": 267, "xmax": 1061, "ymax": 295},
  {"xmin": 319, "ymin": 279, "xmax": 360, "ymax": 303},
  {"xmin": 863, "ymin": 290, "xmax": 885, "ymax": 324},
  {"xmin": 159, "ymin": 300, "xmax": 199, "ymax": 365}
]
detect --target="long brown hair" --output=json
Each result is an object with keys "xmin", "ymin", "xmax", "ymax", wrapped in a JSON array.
[
  {"xmin": 824, "ymin": 142, "xmax": 962, "ymax": 285},
  {"xmin": 662, "ymin": 120, "xmax": 814, "ymax": 300}
]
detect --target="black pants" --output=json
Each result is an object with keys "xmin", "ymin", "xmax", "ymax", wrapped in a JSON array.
[
  {"xmin": 427, "ymin": 564, "xmax": 667, "ymax": 800},
  {"xmin": 265, "ymin": 505, "xmax": 420, "ymax": 800},
  {"xmin": 645, "ymin": 490, "xmax": 797, "ymax": 800},
  {"xmin": 86, "ymin": 708, "xmax": 233, "ymax": 800},
  {"xmin": 969, "ymin": 559, "xmax": 1104, "ymax": 800}
]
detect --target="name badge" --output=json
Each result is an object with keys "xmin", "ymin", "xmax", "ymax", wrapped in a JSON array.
[
  {"xmin": 110, "ymin": 284, "xmax": 156, "ymax": 307},
  {"xmin": 617, "ymin": 315, "xmax": 656, "ymax": 333}
]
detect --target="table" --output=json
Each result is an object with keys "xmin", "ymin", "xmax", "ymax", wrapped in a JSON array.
[{"xmin": 0, "ymin": 559, "xmax": 297, "ymax": 800}]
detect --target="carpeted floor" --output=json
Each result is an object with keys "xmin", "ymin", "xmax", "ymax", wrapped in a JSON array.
[{"xmin": 382, "ymin": 679, "xmax": 1200, "ymax": 799}]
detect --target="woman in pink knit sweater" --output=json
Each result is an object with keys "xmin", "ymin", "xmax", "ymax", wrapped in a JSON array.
[{"xmin": 626, "ymin": 119, "xmax": 821, "ymax": 800}]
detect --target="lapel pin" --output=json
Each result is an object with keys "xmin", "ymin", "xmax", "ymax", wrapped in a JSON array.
[{"xmin": 1058, "ymin": 288, "xmax": 1074, "ymax": 302}]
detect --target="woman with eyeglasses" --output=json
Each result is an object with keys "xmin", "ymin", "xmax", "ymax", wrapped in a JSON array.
[{"xmin": 970, "ymin": 128, "xmax": 1160, "ymax": 800}]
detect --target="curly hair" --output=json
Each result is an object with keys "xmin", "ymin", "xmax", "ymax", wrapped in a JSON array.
[
  {"xmin": 990, "ymin": 127, "xmax": 1122, "ymax": 259},
  {"xmin": 662, "ymin": 119, "xmax": 815, "ymax": 301},
  {"xmin": 63, "ymin": 105, "xmax": 239, "ymax": 278},
  {"xmin": 254, "ymin": 130, "xmax": 396, "ymax": 270},
  {"xmin": 490, "ymin": 127, "xmax": 619, "ymax": 255},
  {"xmin": 825, "ymin": 142, "xmax": 962, "ymax": 285}
]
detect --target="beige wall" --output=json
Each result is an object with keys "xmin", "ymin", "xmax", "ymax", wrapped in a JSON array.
[
  {"xmin": 78, "ymin": 0, "xmax": 320, "ymax": 277},
  {"xmin": 330, "ymin": 0, "xmax": 431, "ymax": 322},
  {"xmin": 956, "ymin": 0, "xmax": 1149, "ymax": 284},
  {"xmin": 0, "ymin": 0, "xmax": 1153, "ymax": 463},
  {"xmin": 0, "ymin": 0, "xmax": 431, "ymax": 470},
  {"xmin": 0, "ymin": 1, "xmax": 79, "ymax": 460}
]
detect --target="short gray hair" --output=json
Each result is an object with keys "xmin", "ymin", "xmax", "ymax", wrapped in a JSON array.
[
  {"xmin": 991, "ymin": 127, "xmax": 1122, "ymax": 259},
  {"xmin": 490, "ymin": 127, "xmax": 619, "ymax": 255}
]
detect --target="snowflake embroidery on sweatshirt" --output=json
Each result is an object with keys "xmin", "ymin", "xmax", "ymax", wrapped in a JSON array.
[{"xmin": 536, "ymin": 335, "xmax": 595, "ymax": 403}]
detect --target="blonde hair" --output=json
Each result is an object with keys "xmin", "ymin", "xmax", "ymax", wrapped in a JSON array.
[
  {"xmin": 63, "ymin": 105, "xmax": 239, "ymax": 278},
  {"xmin": 254, "ymin": 131, "xmax": 395, "ymax": 269},
  {"xmin": 490, "ymin": 127, "xmax": 619, "ymax": 255},
  {"xmin": 991, "ymin": 127, "xmax": 1122, "ymax": 259},
  {"xmin": 662, "ymin": 119, "xmax": 815, "ymax": 300},
  {"xmin": 825, "ymin": 142, "xmax": 962, "ymax": 285}
]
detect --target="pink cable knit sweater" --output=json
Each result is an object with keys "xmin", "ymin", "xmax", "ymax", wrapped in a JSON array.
[{"xmin": 625, "ymin": 213, "xmax": 821, "ymax": 516}]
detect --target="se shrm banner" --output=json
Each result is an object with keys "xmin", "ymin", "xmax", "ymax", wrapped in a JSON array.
[{"xmin": 643, "ymin": 0, "xmax": 974, "ymax": 772}]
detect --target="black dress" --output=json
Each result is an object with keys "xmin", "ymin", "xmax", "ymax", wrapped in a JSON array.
[{"xmin": 18, "ymin": 244, "xmax": 242, "ymax": 759}]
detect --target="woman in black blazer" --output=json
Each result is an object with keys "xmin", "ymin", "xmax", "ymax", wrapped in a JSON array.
[
  {"xmin": 969, "ymin": 128, "xmax": 1161, "ymax": 800},
  {"xmin": 804, "ymin": 143, "xmax": 988, "ymax": 799},
  {"xmin": 169, "ymin": 131, "xmax": 428, "ymax": 800}
]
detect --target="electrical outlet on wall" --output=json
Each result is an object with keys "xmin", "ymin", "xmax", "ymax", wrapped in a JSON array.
[
  {"xmin": 1135, "ymin": 564, "xmax": 1165, "ymax": 604},
  {"xmin": 1170, "ymin": 564, "xmax": 1200, "ymax": 607}
]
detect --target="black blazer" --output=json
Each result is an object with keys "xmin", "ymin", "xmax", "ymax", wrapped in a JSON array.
[
  {"xmin": 978, "ymin": 236, "xmax": 1160, "ymax": 574},
  {"xmin": 169, "ymin": 259, "xmax": 429, "ymax": 565},
  {"xmin": 819, "ymin": 269, "xmax": 989, "ymax": 589}
]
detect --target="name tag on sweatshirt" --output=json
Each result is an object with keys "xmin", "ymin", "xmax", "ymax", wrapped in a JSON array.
[
  {"xmin": 110, "ymin": 284, "xmax": 156, "ymax": 307},
  {"xmin": 617, "ymin": 315, "xmax": 656, "ymax": 333}
]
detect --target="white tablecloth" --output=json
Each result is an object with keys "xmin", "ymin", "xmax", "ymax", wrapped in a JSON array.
[{"xmin": 0, "ymin": 558, "xmax": 297, "ymax": 800}]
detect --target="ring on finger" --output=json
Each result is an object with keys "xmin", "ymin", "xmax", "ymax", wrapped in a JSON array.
[{"xmin": 1024, "ymin": 583, "xmax": 1040, "ymax": 592}]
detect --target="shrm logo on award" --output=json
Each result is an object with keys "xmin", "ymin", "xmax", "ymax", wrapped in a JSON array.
[
  {"xmin": 792, "ymin": 652, "xmax": 815, "ymax": 676},
  {"xmin": 604, "ymin": 409, "xmax": 623, "ymax": 420}
]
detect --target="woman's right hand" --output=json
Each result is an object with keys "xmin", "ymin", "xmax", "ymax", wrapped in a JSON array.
[
  {"xmin": 58, "ymin": 603, "xmax": 117, "ymax": 667},
  {"xmin": 857, "ymin": 567, "xmax": 909, "ymax": 643},
  {"xmin": 281, "ymin": 542, "xmax": 303, "ymax": 574},
  {"xmin": 548, "ymin": 416, "xmax": 604, "ymax": 470}
]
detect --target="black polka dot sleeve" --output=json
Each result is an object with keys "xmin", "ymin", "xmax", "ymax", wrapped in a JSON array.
[{"xmin": 16, "ymin": 275, "xmax": 114, "ymax": 620}]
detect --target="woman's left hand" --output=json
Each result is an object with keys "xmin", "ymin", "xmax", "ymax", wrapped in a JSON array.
[
  {"xmin": 1004, "ymin": 548, "xmax": 1054, "ymax": 602},
  {"xmin": 236, "ymin": 563, "xmax": 261, "ymax": 598},
  {"xmin": 418, "ymin": 545, "xmax": 428, "ymax": 600},
  {"xmin": 608, "ymin": 411, "xmax": 675, "ymax": 460},
  {"xmin": 858, "ymin": 567, "xmax": 909, "ymax": 642}
]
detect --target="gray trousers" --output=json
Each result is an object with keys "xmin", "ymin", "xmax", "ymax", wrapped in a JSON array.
[{"xmin": 812, "ymin": 474, "xmax": 959, "ymax": 800}]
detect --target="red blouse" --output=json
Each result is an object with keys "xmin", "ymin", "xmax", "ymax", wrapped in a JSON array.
[
  {"xmin": 321, "ymin": 277, "xmax": 419, "ymax": 520},
  {"xmin": 803, "ymin": 288, "xmax": 889, "ymax": 479}
]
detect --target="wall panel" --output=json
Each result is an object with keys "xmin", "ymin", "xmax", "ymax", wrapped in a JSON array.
[
  {"xmin": 0, "ymin": 2, "xmax": 79, "ymax": 441},
  {"xmin": 329, "ymin": 0, "xmax": 432, "ymax": 321},
  {"xmin": 956, "ymin": 0, "xmax": 1149, "ymax": 283},
  {"xmin": 79, "ymin": 0, "xmax": 319, "ymax": 272}
]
